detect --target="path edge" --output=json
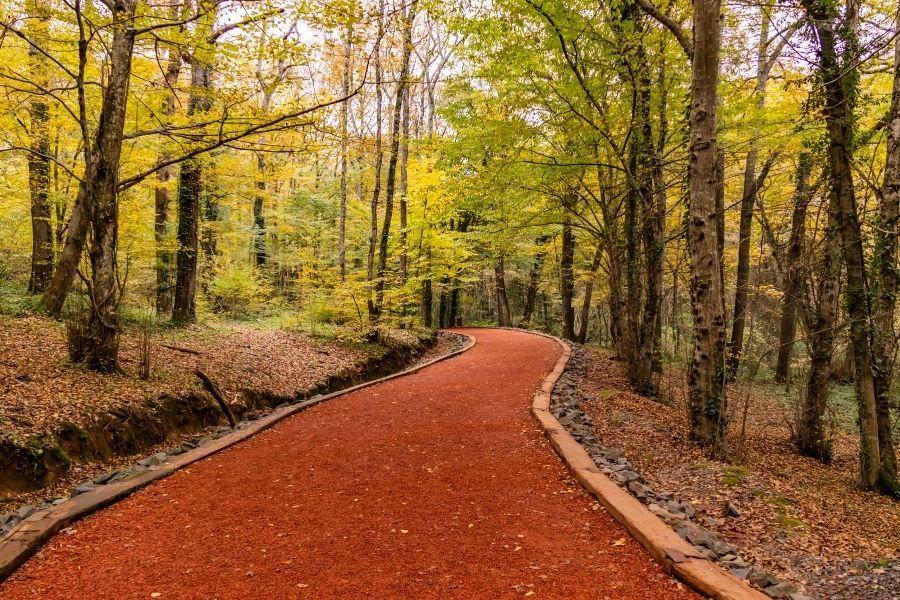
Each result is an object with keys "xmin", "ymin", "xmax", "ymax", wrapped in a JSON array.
[
  {"xmin": 0, "ymin": 332, "xmax": 477, "ymax": 583},
  {"xmin": 524, "ymin": 329, "xmax": 768, "ymax": 600}
]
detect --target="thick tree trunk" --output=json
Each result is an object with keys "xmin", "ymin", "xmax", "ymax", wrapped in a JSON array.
[
  {"xmin": 805, "ymin": 0, "xmax": 882, "ymax": 489},
  {"xmin": 373, "ymin": 1, "xmax": 417, "ymax": 317},
  {"xmin": 26, "ymin": 0, "xmax": 53, "ymax": 293},
  {"xmin": 173, "ymin": 160, "xmax": 201, "ymax": 324},
  {"xmin": 872, "ymin": 24, "xmax": 900, "ymax": 493},
  {"xmin": 560, "ymin": 209, "xmax": 576, "ymax": 341},
  {"xmin": 687, "ymin": 0, "xmax": 728, "ymax": 454},
  {"xmin": 495, "ymin": 256, "xmax": 511, "ymax": 327},
  {"xmin": 81, "ymin": 1, "xmax": 135, "ymax": 372},
  {"xmin": 172, "ymin": 14, "xmax": 215, "ymax": 323},
  {"xmin": 775, "ymin": 153, "xmax": 812, "ymax": 383},
  {"xmin": 576, "ymin": 243, "xmax": 603, "ymax": 343},
  {"xmin": 727, "ymin": 8, "xmax": 771, "ymax": 380},
  {"xmin": 798, "ymin": 187, "xmax": 840, "ymax": 462}
]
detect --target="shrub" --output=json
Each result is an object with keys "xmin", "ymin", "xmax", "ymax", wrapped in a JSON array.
[{"xmin": 208, "ymin": 265, "xmax": 269, "ymax": 316}]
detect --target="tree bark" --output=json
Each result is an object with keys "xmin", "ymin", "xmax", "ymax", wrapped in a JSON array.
[
  {"xmin": 80, "ymin": 0, "xmax": 136, "ymax": 372},
  {"xmin": 576, "ymin": 243, "xmax": 603, "ymax": 343},
  {"xmin": 495, "ymin": 256, "xmax": 511, "ymax": 327},
  {"xmin": 338, "ymin": 20, "xmax": 351, "ymax": 281},
  {"xmin": 173, "ymin": 5, "xmax": 216, "ymax": 324},
  {"xmin": 422, "ymin": 278, "xmax": 433, "ymax": 328},
  {"xmin": 560, "ymin": 204, "xmax": 576, "ymax": 341},
  {"xmin": 366, "ymin": 0, "xmax": 385, "ymax": 320},
  {"xmin": 373, "ymin": 1, "xmax": 417, "ymax": 317},
  {"xmin": 775, "ymin": 153, "xmax": 813, "ymax": 383},
  {"xmin": 154, "ymin": 10, "xmax": 183, "ymax": 315},
  {"xmin": 687, "ymin": 0, "xmax": 728, "ymax": 454},
  {"xmin": 804, "ymin": 0, "xmax": 882, "ymax": 489},
  {"xmin": 872, "ymin": 19, "xmax": 900, "ymax": 492},
  {"xmin": 399, "ymin": 85, "xmax": 410, "ymax": 285},
  {"xmin": 26, "ymin": 0, "xmax": 53, "ymax": 293},
  {"xmin": 726, "ymin": 6, "xmax": 771, "ymax": 380},
  {"xmin": 798, "ymin": 183, "xmax": 840, "ymax": 462},
  {"xmin": 522, "ymin": 235, "xmax": 550, "ymax": 324}
]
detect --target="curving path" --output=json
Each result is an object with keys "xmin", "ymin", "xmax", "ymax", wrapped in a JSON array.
[{"xmin": 0, "ymin": 329, "xmax": 696, "ymax": 599}]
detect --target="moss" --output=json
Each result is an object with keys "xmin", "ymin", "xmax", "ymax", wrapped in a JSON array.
[{"xmin": 722, "ymin": 466, "xmax": 750, "ymax": 486}]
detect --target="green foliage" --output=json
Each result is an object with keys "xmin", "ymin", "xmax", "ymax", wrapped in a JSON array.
[{"xmin": 209, "ymin": 265, "xmax": 272, "ymax": 316}]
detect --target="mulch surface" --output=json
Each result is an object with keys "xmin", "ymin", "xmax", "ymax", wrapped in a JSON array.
[{"xmin": 0, "ymin": 329, "xmax": 696, "ymax": 599}]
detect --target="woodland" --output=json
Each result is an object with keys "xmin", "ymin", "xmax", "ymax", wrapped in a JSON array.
[{"xmin": 0, "ymin": 0, "xmax": 898, "ymax": 556}]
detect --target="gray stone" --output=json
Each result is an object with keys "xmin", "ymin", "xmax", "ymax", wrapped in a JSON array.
[
  {"xmin": 94, "ymin": 470, "xmax": 118, "ymax": 485},
  {"xmin": 749, "ymin": 569, "xmax": 780, "ymax": 589},
  {"xmin": 16, "ymin": 505, "xmax": 35, "ymax": 520},
  {"xmin": 671, "ymin": 501, "xmax": 696, "ymax": 518},
  {"xmin": 730, "ymin": 568, "xmax": 750, "ymax": 580},
  {"xmin": 627, "ymin": 481, "xmax": 652, "ymax": 499},
  {"xmin": 788, "ymin": 594, "xmax": 815, "ymax": 600},
  {"xmin": 764, "ymin": 583, "xmax": 798, "ymax": 598},
  {"xmin": 618, "ymin": 470, "xmax": 642, "ymax": 485},
  {"xmin": 725, "ymin": 501, "xmax": 742, "ymax": 518},
  {"xmin": 71, "ymin": 484, "xmax": 95, "ymax": 496}
]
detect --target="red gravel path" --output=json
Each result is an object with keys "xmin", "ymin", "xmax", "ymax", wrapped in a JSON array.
[{"xmin": 1, "ymin": 329, "xmax": 697, "ymax": 599}]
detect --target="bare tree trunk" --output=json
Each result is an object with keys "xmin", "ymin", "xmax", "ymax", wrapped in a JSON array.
[
  {"xmin": 798, "ymin": 185, "xmax": 840, "ymax": 461},
  {"xmin": 338, "ymin": 20, "xmax": 351, "ymax": 281},
  {"xmin": 872, "ymin": 20, "xmax": 900, "ymax": 492},
  {"xmin": 154, "ymin": 10, "xmax": 182, "ymax": 315},
  {"xmin": 576, "ymin": 243, "xmax": 603, "ymax": 343},
  {"xmin": 727, "ymin": 6, "xmax": 771, "ymax": 380},
  {"xmin": 81, "ymin": 0, "xmax": 136, "ymax": 372},
  {"xmin": 687, "ymin": 0, "xmax": 728, "ymax": 454},
  {"xmin": 775, "ymin": 153, "xmax": 813, "ymax": 383},
  {"xmin": 366, "ymin": 0, "xmax": 385, "ymax": 320},
  {"xmin": 253, "ymin": 152, "xmax": 267, "ymax": 267},
  {"xmin": 495, "ymin": 256, "xmax": 511, "ymax": 327},
  {"xmin": 26, "ymin": 0, "xmax": 53, "ymax": 293},
  {"xmin": 173, "ymin": 48, "xmax": 214, "ymax": 324},
  {"xmin": 804, "ymin": 0, "xmax": 882, "ymax": 489},
  {"xmin": 373, "ymin": 1, "xmax": 417, "ymax": 316},
  {"xmin": 560, "ymin": 205, "xmax": 576, "ymax": 341},
  {"xmin": 422, "ymin": 278, "xmax": 433, "ymax": 328},
  {"xmin": 522, "ymin": 235, "xmax": 550, "ymax": 324},
  {"xmin": 399, "ymin": 85, "xmax": 410, "ymax": 285}
]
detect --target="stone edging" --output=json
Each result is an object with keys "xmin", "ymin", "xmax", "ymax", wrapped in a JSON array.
[
  {"xmin": 0, "ymin": 333, "xmax": 477, "ymax": 583},
  {"xmin": 526, "ymin": 330, "xmax": 768, "ymax": 600}
]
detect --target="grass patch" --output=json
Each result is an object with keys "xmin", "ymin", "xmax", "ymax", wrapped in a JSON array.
[{"xmin": 722, "ymin": 466, "xmax": 750, "ymax": 485}]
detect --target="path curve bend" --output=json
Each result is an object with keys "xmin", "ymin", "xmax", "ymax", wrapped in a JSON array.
[{"xmin": 0, "ymin": 328, "xmax": 695, "ymax": 599}]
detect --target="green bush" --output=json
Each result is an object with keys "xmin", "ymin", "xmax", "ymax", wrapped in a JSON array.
[{"xmin": 208, "ymin": 265, "xmax": 270, "ymax": 316}]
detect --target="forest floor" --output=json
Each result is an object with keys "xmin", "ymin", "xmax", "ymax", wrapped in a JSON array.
[
  {"xmin": 0, "ymin": 313, "xmax": 432, "ymax": 510},
  {"xmin": 0, "ymin": 328, "xmax": 696, "ymax": 599},
  {"xmin": 579, "ymin": 347, "xmax": 900, "ymax": 599}
]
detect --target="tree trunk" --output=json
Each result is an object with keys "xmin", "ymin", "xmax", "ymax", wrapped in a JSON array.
[
  {"xmin": 687, "ymin": 0, "xmax": 728, "ymax": 454},
  {"xmin": 726, "ymin": 6, "xmax": 771, "ymax": 380},
  {"xmin": 872, "ymin": 21, "xmax": 900, "ymax": 493},
  {"xmin": 560, "ymin": 207, "xmax": 576, "ymax": 341},
  {"xmin": 522, "ymin": 235, "xmax": 550, "ymax": 324},
  {"xmin": 399, "ymin": 85, "xmax": 410, "ymax": 285},
  {"xmin": 373, "ymin": 1, "xmax": 417, "ymax": 317},
  {"xmin": 495, "ymin": 256, "xmax": 511, "ymax": 327},
  {"xmin": 366, "ymin": 0, "xmax": 385, "ymax": 320},
  {"xmin": 804, "ymin": 0, "xmax": 882, "ymax": 490},
  {"xmin": 338, "ymin": 20, "xmax": 351, "ymax": 281},
  {"xmin": 422, "ymin": 278, "xmax": 433, "ymax": 328},
  {"xmin": 81, "ymin": 0, "xmax": 136, "ymax": 372},
  {"xmin": 775, "ymin": 153, "xmax": 812, "ymax": 383},
  {"xmin": 253, "ymin": 153, "xmax": 267, "ymax": 267},
  {"xmin": 26, "ymin": 0, "xmax": 53, "ymax": 293},
  {"xmin": 154, "ymin": 15, "xmax": 182, "ymax": 315},
  {"xmin": 576, "ymin": 243, "xmax": 603, "ymax": 343},
  {"xmin": 798, "ymin": 184, "xmax": 840, "ymax": 462},
  {"xmin": 172, "ymin": 8, "xmax": 216, "ymax": 324}
]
